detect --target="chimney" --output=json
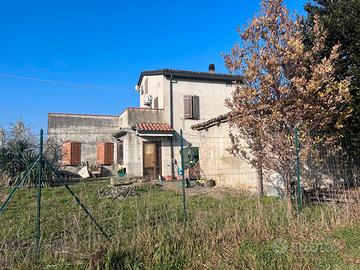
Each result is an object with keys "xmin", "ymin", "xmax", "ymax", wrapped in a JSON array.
[{"xmin": 208, "ymin": 64, "xmax": 215, "ymax": 74}]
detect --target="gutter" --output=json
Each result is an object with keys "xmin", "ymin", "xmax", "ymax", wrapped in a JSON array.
[{"xmin": 170, "ymin": 75, "xmax": 175, "ymax": 179}]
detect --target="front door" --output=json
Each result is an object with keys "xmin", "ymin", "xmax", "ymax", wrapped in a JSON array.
[{"xmin": 143, "ymin": 142, "xmax": 161, "ymax": 180}]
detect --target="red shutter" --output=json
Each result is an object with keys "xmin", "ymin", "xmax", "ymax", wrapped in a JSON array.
[
  {"xmin": 62, "ymin": 141, "xmax": 81, "ymax": 165},
  {"xmin": 97, "ymin": 142, "xmax": 114, "ymax": 165},
  {"xmin": 71, "ymin": 142, "xmax": 81, "ymax": 165},
  {"xmin": 184, "ymin": 95, "xmax": 193, "ymax": 119},
  {"xmin": 192, "ymin": 95, "xmax": 200, "ymax": 120},
  {"xmin": 97, "ymin": 143, "xmax": 104, "ymax": 165},
  {"xmin": 105, "ymin": 143, "xmax": 114, "ymax": 165},
  {"xmin": 62, "ymin": 141, "xmax": 72, "ymax": 165}
]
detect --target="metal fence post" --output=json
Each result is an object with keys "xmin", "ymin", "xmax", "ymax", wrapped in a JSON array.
[
  {"xmin": 180, "ymin": 129, "xmax": 188, "ymax": 223},
  {"xmin": 35, "ymin": 129, "xmax": 43, "ymax": 257},
  {"xmin": 294, "ymin": 127, "xmax": 303, "ymax": 213}
]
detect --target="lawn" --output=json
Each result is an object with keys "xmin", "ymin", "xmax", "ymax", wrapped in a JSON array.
[{"xmin": 0, "ymin": 181, "xmax": 359, "ymax": 270}]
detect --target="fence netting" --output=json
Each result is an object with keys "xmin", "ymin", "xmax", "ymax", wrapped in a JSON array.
[{"xmin": 1, "ymin": 127, "xmax": 360, "ymax": 269}]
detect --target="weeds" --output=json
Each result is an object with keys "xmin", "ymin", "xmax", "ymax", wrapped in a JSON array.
[{"xmin": 0, "ymin": 181, "xmax": 359, "ymax": 269}]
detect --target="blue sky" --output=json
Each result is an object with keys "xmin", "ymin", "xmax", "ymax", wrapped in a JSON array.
[{"xmin": 0, "ymin": 0, "xmax": 308, "ymax": 133}]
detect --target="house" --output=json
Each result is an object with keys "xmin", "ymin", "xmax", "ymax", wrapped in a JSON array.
[{"xmin": 48, "ymin": 64, "xmax": 245, "ymax": 180}]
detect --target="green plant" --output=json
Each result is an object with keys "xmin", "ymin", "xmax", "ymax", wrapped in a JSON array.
[{"xmin": 0, "ymin": 120, "xmax": 60, "ymax": 187}]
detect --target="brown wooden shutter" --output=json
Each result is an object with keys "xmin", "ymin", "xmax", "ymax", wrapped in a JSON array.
[
  {"xmin": 62, "ymin": 141, "xmax": 81, "ymax": 165},
  {"xmin": 97, "ymin": 142, "xmax": 114, "ymax": 165},
  {"xmin": 192, "ymin": 95, "xmax": 200, "ymax": 120},
  {"xmin": 184, "ymin": 95, "xmax": 193, "ymax": 119},
  {"xmin": 105, "ymin": 142, "xmax": 114, "ymax": 164},
  {"xmin": 71, "ymin": 142, "xmax": 81, "ymax": 165}
]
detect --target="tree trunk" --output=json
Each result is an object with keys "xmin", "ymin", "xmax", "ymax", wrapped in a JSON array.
[{"xmin": 257, "ymin": 165, "xmax": 264, "ymax": 197}]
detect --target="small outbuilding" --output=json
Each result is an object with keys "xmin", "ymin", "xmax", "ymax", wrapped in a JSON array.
[{"xmin": 191, "ymin": 114, "xmax": 280, "ymax": 196}]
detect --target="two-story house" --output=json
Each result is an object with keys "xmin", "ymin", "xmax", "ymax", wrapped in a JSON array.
[{"xmin": 48, "ymin": 65, "xmax": 249, "ymax": 181}]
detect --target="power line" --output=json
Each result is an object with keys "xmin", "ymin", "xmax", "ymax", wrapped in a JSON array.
[{"xmin": 0, "ymin": 73, "xmax": 130, "ymax": 91}]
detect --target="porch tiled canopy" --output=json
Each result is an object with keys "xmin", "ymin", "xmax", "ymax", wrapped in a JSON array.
[
  {"xmin": 135, "ymin": 122, "xmax": 174, "ymax": 137},
  {"xmin": 113, "ymin": 122, "xmax": 174, "ymax": 138},
  {"xmin": 135, "ymin": 122, "xmax": 173, "ymax": 132}
]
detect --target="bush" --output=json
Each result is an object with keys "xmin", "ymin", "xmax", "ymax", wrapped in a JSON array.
[{"xmin": 0, "ymin": 121, "xmax": 60, "ymax": 186}]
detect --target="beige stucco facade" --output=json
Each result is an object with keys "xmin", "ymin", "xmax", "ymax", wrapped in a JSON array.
[
  {"xmin": 134, "ymin": 74, "xmax": 236, "ymax": 179},
  {"xmin": 49, "ymin": 68, "xmax": 263, "ymax": 186}
]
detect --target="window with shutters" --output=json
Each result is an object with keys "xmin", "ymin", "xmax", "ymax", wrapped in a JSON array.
[
  {"xmin": 183, "ymin": 95, "xmax": 200, "ymax": 120},
  {"xmin": 97, "ymin": 142, "xmax": 114, "ymax": 165},
  {"xmin": 117, "ymin": 140, "xmax": 124, "ymax": 165},
  {"xmin": 62, "ymin": 141, "xmax": 81, "ymax": 166}
]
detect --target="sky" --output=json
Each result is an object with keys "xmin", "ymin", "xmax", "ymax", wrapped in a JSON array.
[{"xmin": 0, "ymin": 0, "xmax": 308, "ymax": 133}]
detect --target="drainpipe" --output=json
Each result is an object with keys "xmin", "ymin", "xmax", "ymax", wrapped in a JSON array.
[{"xmin": 170, "ymin": 75, "xmax": 175, "ymax": 179}]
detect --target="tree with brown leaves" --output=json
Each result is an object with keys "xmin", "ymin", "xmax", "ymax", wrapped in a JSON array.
[{"xmin": 224, "ymin": 0, "xmax": 351, "ymax": 213}]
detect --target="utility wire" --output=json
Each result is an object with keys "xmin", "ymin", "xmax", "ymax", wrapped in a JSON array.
[{"xmin": 0, "ymin": 73, "xmax": 130, "ymax": 91}]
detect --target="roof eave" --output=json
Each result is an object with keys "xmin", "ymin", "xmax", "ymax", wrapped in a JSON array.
[{"xmin": 137, "ymin": 70, "xmax": 242, "ymax": 86}]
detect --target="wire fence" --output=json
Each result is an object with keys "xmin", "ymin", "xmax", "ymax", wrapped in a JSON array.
[{"xmin": 1, "ymin": 125, "xmax": 360, "ymax": 268}]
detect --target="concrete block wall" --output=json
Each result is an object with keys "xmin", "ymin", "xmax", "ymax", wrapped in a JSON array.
[
  {"xmin": 48, "ymin": 113, "xmax": 119, "ymax": 165},
  {"xmin": 197, "ymin": 123, "xmax": 259, "ymax": 191}
]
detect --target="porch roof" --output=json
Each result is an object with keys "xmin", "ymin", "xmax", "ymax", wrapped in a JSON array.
[
  {"xmin": 113, "ymin": 122, "xmax": 174, "ymax": 138},
  {"xmin": 135, "ymin": 122, "xmax": 174, "ymax": 137},
  {"xmin": 135, "ymin": 122, "xmax": 173, "ymax": 132}
]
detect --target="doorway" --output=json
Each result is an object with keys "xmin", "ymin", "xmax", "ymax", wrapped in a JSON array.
[{"xmin": 143, "ymin": 142, "xmax": 162, "ymax": 180}]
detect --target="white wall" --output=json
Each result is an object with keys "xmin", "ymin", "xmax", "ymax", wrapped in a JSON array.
[
  {"xmin": 137, "ymin": 75, "xmax": 237, "ymax": 179},
  {"xmin": 168, "ymin": 78, "xmax": 236, "ymax": 172},
  {"xmin": 139, "ymin": 75, "xmax": 166, "ymax": 110}
]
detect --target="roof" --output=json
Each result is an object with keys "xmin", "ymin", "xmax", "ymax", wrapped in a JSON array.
[
  {"xmin": 135, "ymin": 122, "xmax": 174, "ymax": 132},
  {"xmin": 137, "ymin": 69, "xmax": 242, "ymax": 86},
  {"xmin": 191, "ymin": 105, "xmax": 272, "ymax": 131},
  {"xmin": 191, "ymin": 113, "xmax": 229, "ymax": 131},
  {"xmin": 48, "ymin": 112, "xmax": 118, "ymax": 118}
]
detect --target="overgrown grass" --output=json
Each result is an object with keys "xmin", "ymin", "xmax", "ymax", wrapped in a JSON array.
[{"xmin": 0, "ymin": 181, "xmax": 360, "ymax": 269}]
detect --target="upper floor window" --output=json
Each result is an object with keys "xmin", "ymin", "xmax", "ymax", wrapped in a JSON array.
[{"xmin": 184, "ymin": 95, "xmax": 200, "ymax": 120}]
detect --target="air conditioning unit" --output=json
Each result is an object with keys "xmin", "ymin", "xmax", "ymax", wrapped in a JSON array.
[{"xmin": 144, "ymin": 94, "xmax": 153, "ymax": 106}]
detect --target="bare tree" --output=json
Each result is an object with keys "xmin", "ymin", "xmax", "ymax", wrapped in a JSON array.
[{"xmin": 224, "ymin": 0, "xmax": 351, "ymax": 213}]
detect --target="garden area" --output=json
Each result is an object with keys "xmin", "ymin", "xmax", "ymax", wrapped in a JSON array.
[{"xmin": 0, "ymin": 180, "xmax": 360, "ymax": 270}]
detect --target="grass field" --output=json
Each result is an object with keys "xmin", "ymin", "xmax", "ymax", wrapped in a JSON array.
[{"xmin": 0, "ymin": 181, "xmax": 360, "ymax": 270}]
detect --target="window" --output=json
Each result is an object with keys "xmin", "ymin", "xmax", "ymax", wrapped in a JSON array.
[
  {"xmin": 153, "ymin": 96, "xmax": 159, "ymax": 109},
  {"xmin": 97, "ymin": 142, "xmax": 114, "ymax": 165},
  {"xmin": 62, "ymin": 141, "xmax": 81, "ymax": 166},
  {"xmin": 184, "ymin": 95, "xmax": 200, "ymax": 120},
  {"xmin": 144, "ymin": 78, "xmax": 148, "ymax": 94},
  {"xmin": 117, "ymin": 140, "xmax": 124, "ymax": 164}
]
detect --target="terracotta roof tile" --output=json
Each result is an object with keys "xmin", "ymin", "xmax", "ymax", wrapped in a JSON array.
[{"xmin": 135, "ymin": 122, "xmax": 174, "ymax": 132}]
